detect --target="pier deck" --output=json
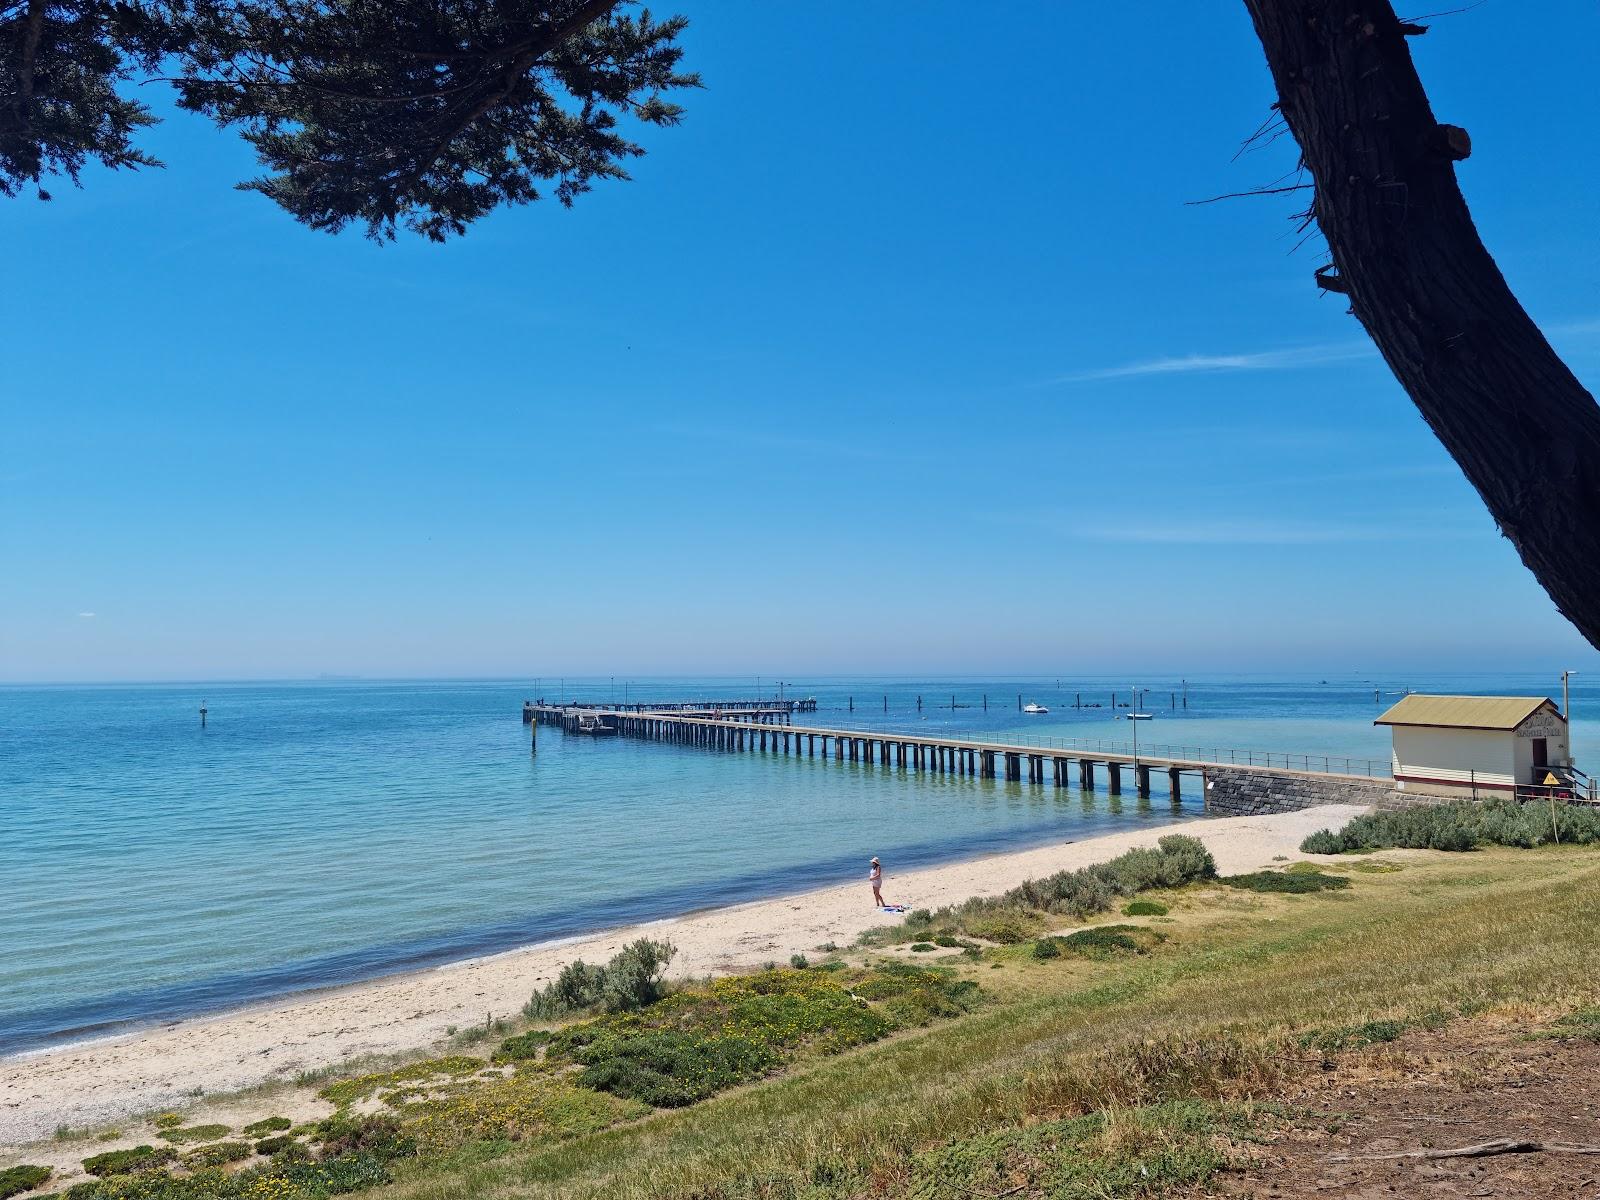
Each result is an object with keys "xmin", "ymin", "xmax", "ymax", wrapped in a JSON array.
[{"xmin": 525, "ymin": 703, "xmax": 1391, "ymax": 803}]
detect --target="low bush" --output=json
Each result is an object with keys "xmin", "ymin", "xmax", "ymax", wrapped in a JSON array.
[
  {"xmin": 153, "ymin": 1113, "xmax": 183, "ymax": 1130},
  {"xmin": 314, "ymin": 1113, "xmax": 416, "ymax": 1162},
  {"xmin": 82, "ymin": 1145, "xmax": 177, "ymax": 1176},
  {"xmin": 491, "ymin": 1028, "xmax": 552, "ymax": 1064},
  {"xmin": 1301, "ymin": 1019, "xmax": 1407, "ymax": 1053},
  {"xmin": 527, "ymin": 962, "xmax": 980, "ymax": 1108},
  {"xmin": 1302, "ymin": 799, "xmax": 1600, "ymax": 855},
  {"xmin": 1122, "ymin": 899, "xmax": 1168, "ymax": 916},
  {"xmin": 910, "ymin": 942, "xmax": 937, "ymax": 953},
  {"xmin": 1222, "ymin": 870, "xmax": 1350, "ymax": 894},
  {"xmin": 1034, "ymin": 926, "xmax": 1155, "ymax": 961},
  {"xmin": 573, "ymin": 1028, "xmax": 777, "ymax": 1106},
  {"xmin": 865, "ymin": 835, "xmax": 1215, "ymax": 949},
  {"xmin": 253, "ymin": 1134, "xmax": 296, "ymax": 1156},
  {"xmin": 789, "ymin": 953, "xmax": 808, "ymax": 969},
  {"xmin": 241, "ymin": 1116, "xmax": 291, "ymax": 1137},
  {"xmin": 403, "ymin": 1072, "xmax": 645, "ymax": 1151},
  {"xmin": 522, "ymin": 938, "xmax": 676, "ymax": 1020},
  {"xmin": 157, "ymin": 1123, "xmax": 231, "ymax": 1144},
  {"xmin": 318, "ymin": 1057, "xmax": 484, "ymax": 1108},
  {"xmin": 0, "ymin": 1166, "xmax": 50, "ymax": 1199},
  {"xmin": 182, "ymin": 1141, "xmax": 253, "ymax": 1168}
]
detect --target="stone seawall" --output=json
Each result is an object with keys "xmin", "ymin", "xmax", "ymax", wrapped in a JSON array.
[{"xmin": 1203, "ymin": 768, "xmax": 1434, "ymax": 816}]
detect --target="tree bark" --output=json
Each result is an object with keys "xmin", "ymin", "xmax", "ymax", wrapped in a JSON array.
[{"xmin": 1241, "ymin": 0, "xmax": 1600, "ymax": 650}]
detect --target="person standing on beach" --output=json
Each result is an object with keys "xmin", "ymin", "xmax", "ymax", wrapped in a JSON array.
[{"xmin": 869, "ymin": 856, "xmax": 887, "ymax": 908}]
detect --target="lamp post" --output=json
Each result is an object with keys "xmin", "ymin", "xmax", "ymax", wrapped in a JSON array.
[{"xmin": 1562, "ymin": 669, "xmax": 1576, "ymax": 721}]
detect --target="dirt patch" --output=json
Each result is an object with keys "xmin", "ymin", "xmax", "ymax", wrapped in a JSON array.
[{"xmin": 1216, "ymin": 1018, "xmax": 1600, "ymax": 1198}]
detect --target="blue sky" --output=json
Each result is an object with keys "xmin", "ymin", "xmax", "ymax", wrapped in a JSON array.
[{"xmin": 5, "ymin": 1, "xmax": 1600, "ymax": 682}]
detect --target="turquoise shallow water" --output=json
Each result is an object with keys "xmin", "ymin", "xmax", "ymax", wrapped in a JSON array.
[{"xmin": 2, "ymin": 672, "xmax": 1593, "ymax": 1054}]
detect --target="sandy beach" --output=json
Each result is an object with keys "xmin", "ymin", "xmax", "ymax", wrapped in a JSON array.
[{"xmin": 0, "ymin": 804, "xmax": 1364, "ymax": 1149}]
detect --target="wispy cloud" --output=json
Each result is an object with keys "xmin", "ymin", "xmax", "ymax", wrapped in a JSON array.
[
  {"xmin": 77, "ymin": 612, "xmax": 96, "ymax": 619},
  {"xmin": 1052, "ymin": 340, "xmax": 1376, "ymax": 384},
  {"xmin": 1078, "ymin": 517, "xmax": 1480, "ymax": 546}
]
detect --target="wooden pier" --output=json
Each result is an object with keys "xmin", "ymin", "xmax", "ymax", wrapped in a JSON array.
[
  {"xmin": 524, "ymin": 698, "xmax": 811, "ymax": 723},
  {"xmin": 522, "ymin": 703, "xmax": 1366, "ymax": 802}
]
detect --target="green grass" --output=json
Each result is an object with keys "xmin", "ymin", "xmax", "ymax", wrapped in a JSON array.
[
  {"xmin": 358, "ymin": 845, "xmax": 1600, "ymax": 1200},
  {"xmin": 157, "ymin": 1122, "xmax": 232, "ymax": 1144},
  {"xmin": 242, "ymin": 1116, "xmax": 293, "ymax": 1137},
  {"xmin": 1122, "ymin": 899, "xmax": 1169, "ymax": 916},
  {"xmin": 1220, "ymin": 869, "xmax": 1351, "ymax": 894}
]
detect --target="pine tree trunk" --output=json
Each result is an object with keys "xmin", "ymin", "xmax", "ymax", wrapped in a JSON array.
[{"xmin": 1241, "ymin": 0, "xmax": 1600, "ymax": 650}]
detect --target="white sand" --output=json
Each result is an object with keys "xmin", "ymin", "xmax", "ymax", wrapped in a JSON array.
[{"xmin": 0, "ymin": 805, "xmax": 1364, "ymax": 1148}]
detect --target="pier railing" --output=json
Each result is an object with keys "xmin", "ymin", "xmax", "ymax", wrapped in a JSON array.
[{"xmin": 988, "ymin": 733, "xmax": 1393, "ymax": 778}]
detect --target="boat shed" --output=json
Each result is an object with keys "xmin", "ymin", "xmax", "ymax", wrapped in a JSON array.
[{"xmin": 1376, "ymin": 694, "xmax": 1570, "ymax": 797}]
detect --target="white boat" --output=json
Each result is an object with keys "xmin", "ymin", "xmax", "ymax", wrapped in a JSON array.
[
  {"xmin": 1127, "ymin": 712, "xmax": 1153, "ymax": 721},
  {"xmin": 1022, "ymin": 702, "xmax": 1050, "ymax": 714}
]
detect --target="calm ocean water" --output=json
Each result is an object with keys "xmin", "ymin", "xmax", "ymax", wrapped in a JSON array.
[{"xmin": 2, "ymin": 672, "xmax": 1594, "ymax": 1055}]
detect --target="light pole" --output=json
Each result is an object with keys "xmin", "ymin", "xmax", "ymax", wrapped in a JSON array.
[{"xmin": 1562, "ymin": 669, "xmax": 1576, "ymax": 721}]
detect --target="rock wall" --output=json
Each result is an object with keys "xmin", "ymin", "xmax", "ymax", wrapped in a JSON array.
[{"xmin": 1202, "ymin": 768, "xmax": 1430, "ymax": 816}]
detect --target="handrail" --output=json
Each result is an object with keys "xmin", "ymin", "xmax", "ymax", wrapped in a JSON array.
[{"xmin": 548, "ymin": 706, "xmax": 1394, "ymax": 779}]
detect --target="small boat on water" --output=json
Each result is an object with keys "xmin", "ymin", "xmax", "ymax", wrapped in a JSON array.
[
  {"xmin": 1127, "ymin": 712, "xmax": 1153, "ymax": 721},
  {"xmin": 1022, "ymin": 702, "xmax": 1050, "ymax": 714},
  {"xmin": 575, "ymin": 713, "xmax": 619, "ymax": 736}
]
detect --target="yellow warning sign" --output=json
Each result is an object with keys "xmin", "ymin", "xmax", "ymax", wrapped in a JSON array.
[{"xmin": 1543, "ymin": 771, "xmax": 1562, "ymax": 787}]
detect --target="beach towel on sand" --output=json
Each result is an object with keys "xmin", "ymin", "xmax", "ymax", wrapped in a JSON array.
[{"xmin": 879, "ymin": 904, "xmax": 907, "ymax": 913}]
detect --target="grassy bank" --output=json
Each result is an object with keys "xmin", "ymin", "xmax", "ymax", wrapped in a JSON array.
[
  {"xmin": 23, "ymin": 843, "xmax": 1600, "ymax": 1199},
  {"xmin": 361, "ymin": 844, "xmax": 1600, "ymax": 1199}
]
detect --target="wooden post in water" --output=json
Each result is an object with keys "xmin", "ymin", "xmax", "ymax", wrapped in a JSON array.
[
  {"xmin": 1075, "ymin": 693, "xmax": 1081, "ymax": 709},
  {"xmin": 917, "ymin": 695, "xmax": 922, "ymax": 711},
  {"xmin": 199, "ymin": 702, "xmax": 208, "ymax": 728},
  {"xmin": 1017, "ymin": 694, "xmax": 1022, "ymax": 711},
  {"xmin": 849, "ymin": 696, "xmax": 854, "ymax": 712},
  {"xmin": 529, "ymin": 711, "xmax": 537, "ymax": 755},
  {"xmin": 883, "ymin": 695, "xmax": 887, "ymax": 712}
]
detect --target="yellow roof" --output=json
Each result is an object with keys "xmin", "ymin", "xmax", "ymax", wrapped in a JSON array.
[{"xmin": 1374, "ymin": 694, "xmax": 1560, "ymax": 731}]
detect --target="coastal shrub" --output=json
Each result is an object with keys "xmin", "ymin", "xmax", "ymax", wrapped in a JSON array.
[
  {"xmin": 1123, "ymin": 899, "xmax": 1169, "ymax": 916},
  {"xmin": 1221, "ymin": 870, "xmax": 1350, "ymax": 894},
  {"xmin": 253, "ymin": 1134, "xmax": 295, "ymax": 1156},
  {"xmin": 1300, "ymin": 800, "xmax": 1600, "ymax": 856},
  {"xmin": 1057, "ymin": 926, "xmax": 1150, "ymax": 958},
  {"xmin": 910, "ymin": 942, "xmax": 937, "ymax": 953},
  {"xmin": 153, "ymin": 1113, "xmax": 183, "ymax": 1130},
  {"xmin": 874, "ymin": 836, "xmax": 1216, "ymax": 947},
  {"xmin": 241, "ymin": 1116, "xmax": 291, "ymax": 1137},
  {"xmin": 403, "ymin": 1073, "xmax": 643, "ymax": 1151},
  {"xmin": 959, "ymin": 912, "xmax": 1039, "ymax": 945},
  {"xmin": 157, "ymin": 1123, "xmax": 230, "ymax": 1144},
  {"xmin": 531, "ymin": 963, "xmax": 977, "ymax": 1107},
  {"xmin": 318, "ymin": 1057, "xmax": 484, "ymax": 1108},
  {"xmin": 932, "ymin": 934, "xmax": 961, "ymax": 948},
  {"xmin": 0, "ymin": 1166, "xmax": 50, "ymax": 1199},
  {"xmin": 315, "ymin": 1113, "xmax": 416, "ymax": 1162},
  {"xmin": 1031, "ymin": 937, "xmax": 1061, "ymax": 961},
  {"xmin": 182, "ymin": 1141, "xmax": 253, "ymax": 1168},
  {"xmin": 522, "ymin": 938, "xmax": 676, "ymax": 1020},
  {"xmin": 491, "ymin": 1028, "xmax": 552, "ymax": 1064},
  {"xmin": 789, "ymin": 953, "xmax": 808, "ymax": 969},
  {"xmin": 572, "ymin": 1029, "xmax": 778, "ymax": 1106},
  {"xmin": 82, "ymin": 1145, "xmax": 178, "ymax": 1176}
]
